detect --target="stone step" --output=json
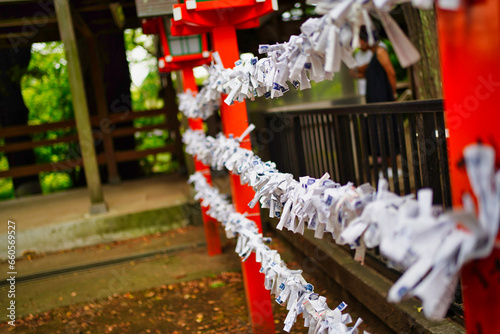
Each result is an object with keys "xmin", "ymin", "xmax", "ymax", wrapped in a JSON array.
[
  {"xmin": 0, "ymin": 226, "xmax": 239, "ymax": 318},
  {"xmin": 0, "ymin": 174, "xmax": 203, "ymax": 259}
]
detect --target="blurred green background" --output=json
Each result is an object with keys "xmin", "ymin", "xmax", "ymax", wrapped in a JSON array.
[{"xmin": 0, "ymin": 29, "xmax": 172, "ymax": 200}]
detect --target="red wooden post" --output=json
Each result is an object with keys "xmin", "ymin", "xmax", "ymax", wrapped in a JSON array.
[
  {"xmin": 172, "ymin": 2, "xmax": 277, "ymax": 332},
  {"xmin": 437, "ymin": 2, "xmax": 500, "ymax": 332},
  {"xmin": 182, "ymin": 67, "xmax": 222, "ymax": 256},
  {"xmin": 212, "ymin": 25, "xmax": 275, "ymax": 334},
  {"xmin": 141, "ymin": 17, "xmax": 221, "ymax": 256}
]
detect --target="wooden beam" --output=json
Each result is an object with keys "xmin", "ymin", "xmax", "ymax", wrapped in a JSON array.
[
  {"xmin": 114, "ymin": 144, "xmax": 176, "ymax": 162},
  {"xmin": 69, "ymin": 2, "xmax": 121, "ymax": 184},
  {"xmin": 0, "ymin": 109, "xmax": 170, "ymax": 139},
  {"xmin": 0, "ymin": 0, "xmax": 40, "ymax": 4},
  {"xmin": 79, "ymin": 1, "xmax": 136, "ymax": 12},
  {"xmin": 54, "ymin": 0, "xmax": 107, "ymax": 214},
  {"xmin": 0, "ymin": 134, "xmax": 79, "ymax": 153},
  {"xmin": 164, "ymin": 73, "xmax": 185, "ymax": 171},
  {"xmin": 0, "ymin": 123, "xmax": 173, "ymax": 153},
  {"xmin": 111, "ymin": 123, "xmax": 170, "ymax": 138},
  {"xmin": 0, "ymin": 144, "xmax": 176, "ymax": 179},
  {"xmin": 0, "ymin": 17, "xmax": 57, "ymax": 28},
  {"xmin": 87, "ymin": 36, "xmax": 121, "ymax": 184},
  {"xmin": 99, "ymin": 108, "xmax": 168, "ymax": 123},
  {"xmin": 71, "ymin": 10, "xmax": 93, "ymax": 38},
  {"xmin": 0, "ymin": 24, "xmax": 60, "ymax": 50},
  {"xmin": 0, "ymin": 32, "xmax": 35, "ymax": 39},
  {"xmin": 0, "ymin": 119, "xmax": 76, "ymax": 139}
]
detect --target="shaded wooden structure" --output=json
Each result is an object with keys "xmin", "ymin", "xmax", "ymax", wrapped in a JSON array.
[
  {"xmin": 0, "ymin": 0, "xmax": 308, "ymax": 213},
  {"xmin": 0, "ymin": 0, "xmax": 184, "ymax": 213},
  {"xmin": 0, "ymin": 2, "xmax": 484, "ymax": 333},
  {"xmin": 260, "ymin": 100, "xmax": 451, "ymax": 208},
  {"xmin": 0, "ymin": 108, "xmax": 180, "ymax": 181},
  {"xmin": 0, "ymin": 0, "xmax": 138, "ymax": 50}
]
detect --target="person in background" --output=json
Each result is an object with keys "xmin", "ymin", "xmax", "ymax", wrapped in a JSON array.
[
  {"xmin": 354, "ymin": 27, "xmax": 400, "ymax": 163},
  {"xmin": 355, "ymin": 27, "xmax": 397, "ymax": 103},
  {"xmin": 352, "ymin": 39, "xmax": 387, "ymax": 102}
]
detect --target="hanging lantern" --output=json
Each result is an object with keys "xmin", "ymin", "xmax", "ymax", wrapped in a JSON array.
[
  {"xmin": 141, "ymin": 17, "xmax": 211, "ymax": 72},
  {"xmin": 135, "ymin": 0, "xmax": 178, "ymax": 18}
]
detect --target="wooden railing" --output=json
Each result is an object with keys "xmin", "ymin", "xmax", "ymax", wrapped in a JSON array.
[
  {"xmin": 260, "ymin": 99, "xmax": 451, "ymax": 208},
  {"xmin": 0, "ymin": 108, "xmax": 183, "ymax": 179},
  {"xmin": 258, "ymin": 99, "xmax": 462, "ymax": 318}
]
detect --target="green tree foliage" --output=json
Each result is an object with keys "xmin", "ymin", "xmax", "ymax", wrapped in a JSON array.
[
  {"xmin": 124, "ymin": 28, "xmax": 178, "ymax": 175},
  {"xmin": 1, "ymin": 30, "xmax": 182, "ymax": 200},
  {"xmin": 1, "ymin": 42, "xmax": 75, "ymax": 199},
  {"xmin": 0, "ymin": 42, "xmax": 76, "ymax": 200},
  {"xmin": 23, "ymin": 43, "xmax": 74, "ymax": 123},
  {"xmin": 0, "ymin": 155, "xmax": 13, "ymax": 200},
  {"xmin": 22, "ymin": 42, "xmax": 77, "ymax": 195}
]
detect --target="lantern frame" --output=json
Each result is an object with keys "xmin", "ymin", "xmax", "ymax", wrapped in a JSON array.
[{"xmin": 141, "ymin": 17, "xmax": 211, "ymax": 72}]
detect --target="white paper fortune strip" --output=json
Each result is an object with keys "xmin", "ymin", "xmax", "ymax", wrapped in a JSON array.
[
  {"xmin": 189, "ymin": 172, "xmax": 366, "ymax": 334},
  {"xmin": 183, "ymin": 127, "xmax": 500, "ymax": 320},
  {"xmin": 177, "ymin": 0, "xmax": 462, "ymax": 119}
]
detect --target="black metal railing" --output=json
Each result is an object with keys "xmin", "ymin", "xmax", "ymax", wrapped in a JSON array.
[
  {"xmin": 258, "ymin": 99, "xmax": 463, "ymax": 319},
  {"xmin": 262, "ymin": 99, "xmax": 452, "ymax": 208}
]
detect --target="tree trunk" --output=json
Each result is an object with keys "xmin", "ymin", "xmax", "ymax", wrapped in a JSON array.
[
  {"xmin": 402, "ymin": 4, "xmax": 442, "ymax": 100},
  {"xmin": 0, "ymin": 45, "xmax": 42, "ymax": 197}
]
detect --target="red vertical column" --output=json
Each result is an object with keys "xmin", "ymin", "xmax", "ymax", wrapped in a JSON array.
[
  {"xmin": 181, "ymin": 67, "xmax": 222, "ymax": 256},
  {"xmin": 437, "ymin": 2, "xmax": 500, "ymax": 332},
  {"xmin": 211, "ymin": 25, "xmax": 275, "ymax": 334}
]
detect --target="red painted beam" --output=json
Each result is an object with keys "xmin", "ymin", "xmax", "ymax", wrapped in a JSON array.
[
  {"xmin": 437, "ymin": 2, "xmax": 500, "ymax": 332},
  {"xmin": 173, "ymin": 0, "xmax": 276, "ymax": 29},
  {"xmin": 181, "ymin": 67, "xmax": 222, "ymax": 257},
  {"xmin": 172, "ymin": 3, "xmax": 277, "ymax": 331},
  {"xmin": 211, "ymin": 25, "xmax": 275, "ymax": 334}
]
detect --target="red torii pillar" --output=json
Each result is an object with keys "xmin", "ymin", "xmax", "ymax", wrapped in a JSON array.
[
  {"xmin": 172, "ymin": 1, "xmax": 277, "ymax": 333},
  {"xmin": 181, "ymin": 69, "xmax": 223, "ymax": 257},
  {"xmin": 437, "ymin": 2, "xmax": 500, "ymax": 332},
  {"xmin": 143, "ymin": 17, "xmax": 222, "ymax": 256}
]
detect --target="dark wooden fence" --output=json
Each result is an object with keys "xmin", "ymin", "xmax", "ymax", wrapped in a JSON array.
[
  {"xmin": 261, "ymin": 99, "xmax": 452, "ymax": 208},
  {"xmin": 256, "ymin": 99, "xmax": 463, "ymax": 322},
  {"xmin": 0, "ymin": 108, "xmax": 183, "ymax": 180}
]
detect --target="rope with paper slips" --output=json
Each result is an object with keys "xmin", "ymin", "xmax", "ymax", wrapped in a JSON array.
[
  {"xmin": 183, "ymin": 126, "xmax": 500, "ymax": 320},
  {"xmin": 188, "ymin": 172, "xmax": 365, "ymax": 334},
  {"xmin": 177, "ymin": 0, "xmax": 460, "ymax": 120}
]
